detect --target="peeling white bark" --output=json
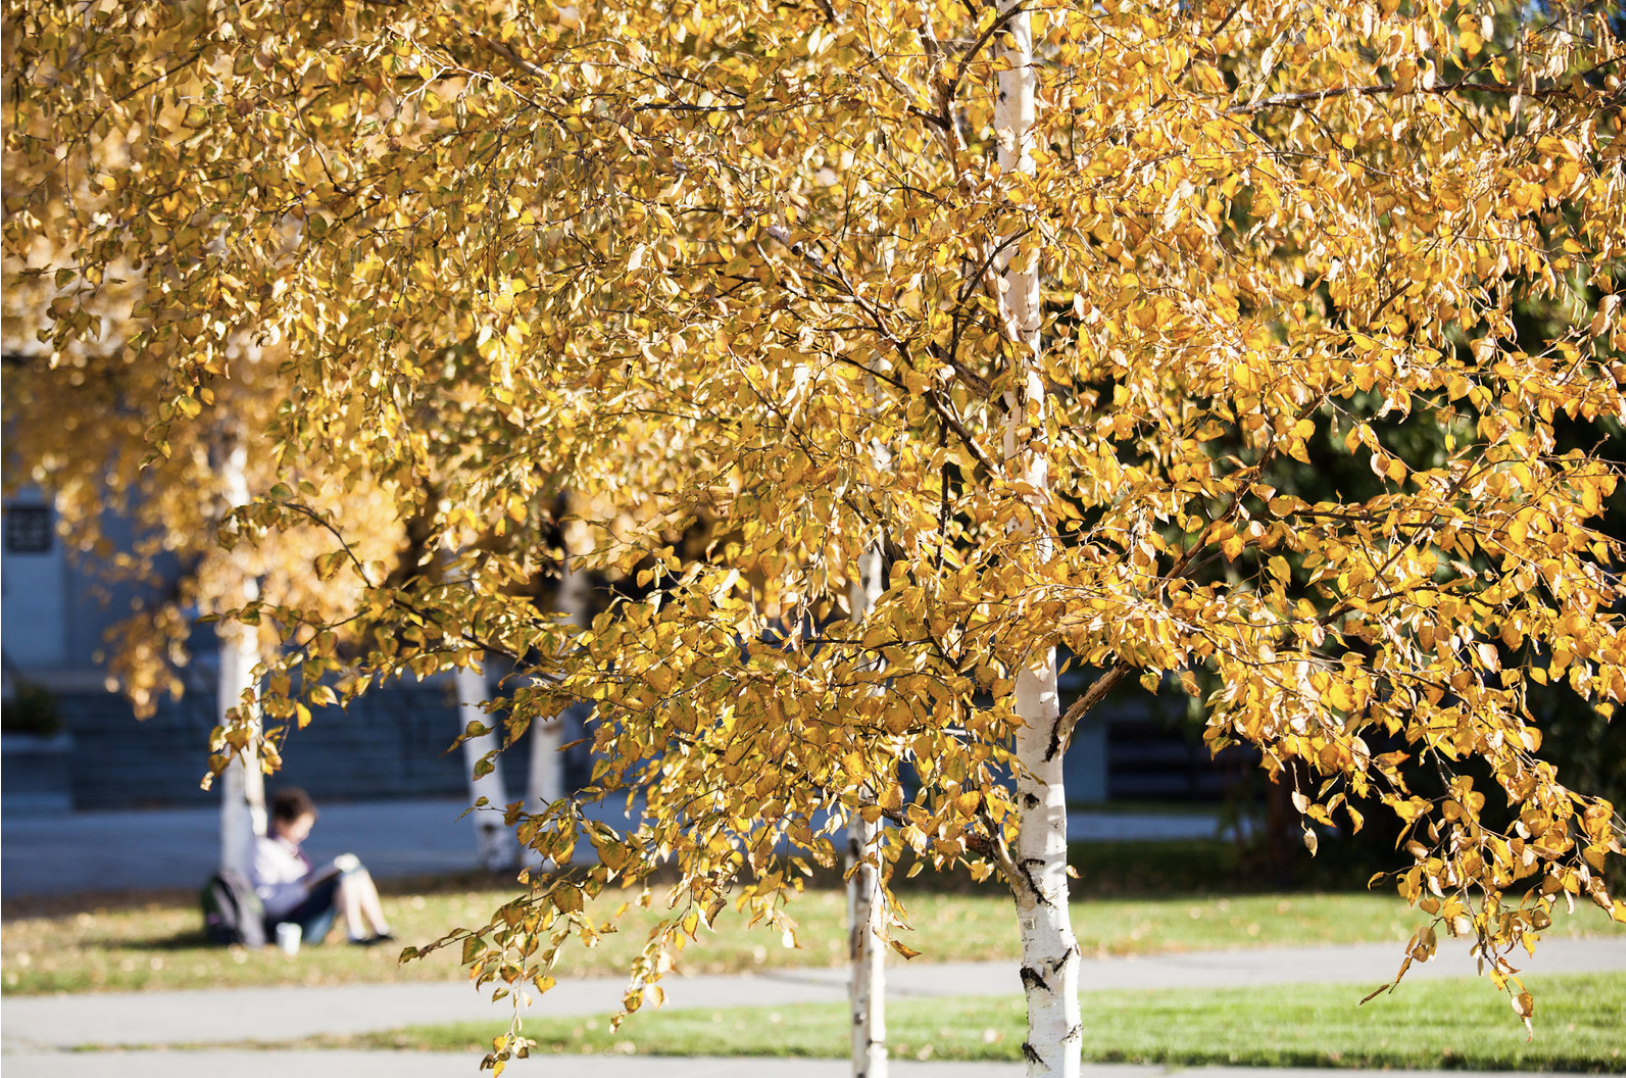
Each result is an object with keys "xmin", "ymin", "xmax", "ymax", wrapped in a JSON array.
[
  {"xmin": 847, "ymin": 541, "xmax": 887, "ymax": 1078},
  {"xmin": 1010, "ymin": 653, "xmax": 1079, "ymax": 1078},
  {"xmin": 217, "ymin": 443, "xmax": 264, "ymax": 879},
  {"xmin": 996, "ymin": 7, "xmax": 1080, "ymax": 1076},
  {"xmin": 458, "ymin": 661, "xmax": 518, "ymax": 871}
]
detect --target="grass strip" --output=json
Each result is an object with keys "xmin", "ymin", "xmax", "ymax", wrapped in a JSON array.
[
  {"xmin": 368, "ymin": 972, "xmax": 1626, "ymax": 1072},
  {"xmin": 6, "ymin": 840, "xmax": 1620, "ymax": 996},
  {"xmin": 1, "ymin": 887, "xmax": 1437, "ymax": 995}
]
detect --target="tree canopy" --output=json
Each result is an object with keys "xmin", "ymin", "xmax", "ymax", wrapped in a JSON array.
[{"xmin": 7, "ymin": 0, "xmax": 1625, "ymax": 1071}]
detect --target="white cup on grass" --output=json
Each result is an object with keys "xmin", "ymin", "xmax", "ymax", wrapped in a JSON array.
[{"xmin": 276, "ymin": 922, "xmax": 302, "ymax": 955}]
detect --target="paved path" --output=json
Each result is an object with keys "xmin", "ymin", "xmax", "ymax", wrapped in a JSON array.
[
  {"xmin": 1, "ymin": 800, "xmax": 1235, "ymax": 898},
  {"xmin": 5, "ymin": 939, "xmax": 1624, "ymax": 1052},
  {"xmin": 0, "ymin": 1054, "xmax": 1557, "ymax": 1078}
]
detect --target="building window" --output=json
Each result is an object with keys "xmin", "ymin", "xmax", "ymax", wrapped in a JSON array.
[{"xmin": 4, "ymin": 505, "xmax": 53, "ymax": 554}]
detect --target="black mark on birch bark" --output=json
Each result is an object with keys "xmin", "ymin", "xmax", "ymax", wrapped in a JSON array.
[
  {"xmin": 1016, "ymin": 855, "xmax": 1053, "ymax": 905},
  {"xmin": 1045, "ymin": 722, "xmax": 1064, "ymax": 761}
]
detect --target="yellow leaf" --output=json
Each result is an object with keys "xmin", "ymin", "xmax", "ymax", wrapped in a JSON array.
[{"xmin": 890, "ymin": 939, "xmax": 922, "ymax": 959}]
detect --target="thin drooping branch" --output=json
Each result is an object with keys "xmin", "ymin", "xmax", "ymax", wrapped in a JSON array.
[{"xmin": 1227, "ymin": 77, "xmax": 1603, "ymax": 115}]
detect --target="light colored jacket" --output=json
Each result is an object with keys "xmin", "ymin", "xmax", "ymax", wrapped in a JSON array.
[{"xmin": 251, "ymin": 833, "xmax": 311, "ymax": 919}]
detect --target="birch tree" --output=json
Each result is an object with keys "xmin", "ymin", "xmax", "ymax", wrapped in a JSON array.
[
  {"xmin": 0, "ymin": 329, "xmax": 399, "ymax": 874},
  {"xmin": 1, "ymin": 60, "xmax": 401, "ymax": 872},
  {"xmin": 994, "ymin": 7, "xmax": 1080, "ymax": 1061},
  {"xmin": 216, "ymin": 437, "xmax": 267, "ymax": 877},
  {"xmin": 846, "ymin": 535, "xmax": 888, "ymax": 1078},
  {"xmin": 11, "ymin": 1, "xmax": 1626, "ymax": 1074},
  {"xmin": 457, "ymin": 656, "xmax": 522, "ymax": 870},
  {"xmin": 527, "ymin": 529, "xmax": 588, "ymax": 817}
]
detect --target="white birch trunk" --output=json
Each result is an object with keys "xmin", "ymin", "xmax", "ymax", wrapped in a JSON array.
[
  {"xmin": 217, "ymin": 621, "xmax": 265, "ymax": 878},
  {"xmin": 526, "ymin": 557, "xmax": 585, "ymax": 814},
  {"xmin": 996, "ymin": 9, "xmax": 1081, "ymax": 1076},
  {"xmin": 525, "ymin": 702, "xmax": 566, "ymax": 812},
  {"xmin": 848, "ymin": 807, "xmax": 887, "ymax": 1078},
  {"xmin": 847, "ymin": 541, "xmax": 887, "ymax": 1078},
  {"xmin": 1009, "ymin": 652, "xmax": 1078, "ymax": 1077},
  {"xmin": 457, "ymin": 661, "xmax": 518, "ymax": 871},
  {"xmin": 217, "ymin": 442, "xmax": 264, "ymax": 879}
]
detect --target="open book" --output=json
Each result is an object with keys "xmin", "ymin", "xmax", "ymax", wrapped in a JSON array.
[{"xmin": 302, "ymin": 854, "xmax": 359, "ymax": 888}]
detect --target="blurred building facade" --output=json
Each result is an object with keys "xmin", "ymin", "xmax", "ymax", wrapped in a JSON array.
[
  {"xmin": 0, "ymin": 493, "xmax": 574, "ymax": 812},
  {"xmin": 3, "ymin": 493, "xmax": 1238, "ymax": 814}
]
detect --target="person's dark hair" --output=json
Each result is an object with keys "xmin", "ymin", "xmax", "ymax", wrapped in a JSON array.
[{"xmin": 270, "ymin": 787, "xmax": 317, "ymax": 825}]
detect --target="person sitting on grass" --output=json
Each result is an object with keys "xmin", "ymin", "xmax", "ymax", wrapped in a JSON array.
[{"xmin": 253, "ymin": 787, "xmax": 394, "ymax": 947}]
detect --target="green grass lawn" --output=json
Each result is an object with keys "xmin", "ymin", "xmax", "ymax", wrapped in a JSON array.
[
  {"xmin": 5, "ymin": 840, "xmax": 1620, "ymax": 996},
  {"xmin": 363, "ymin": 972, "xmax": 1626, "ymax": 1072},
  {"xmin": 1, "ymin": 884, "xmax": 1436, "ymax": 995}
]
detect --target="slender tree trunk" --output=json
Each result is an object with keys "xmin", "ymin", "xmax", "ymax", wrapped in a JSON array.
[
  {"xmin": 1009, "ymin": 652, "xmax": 1078, "ymax": 1076},
  {"xmin": 527, "ymin": 556, "xmax": 586, "ymax": 815},
  {"xmin": 218, "ymin": 442, "xmax": 265, "ymax": 878},
  {"xmin": 446, "ymin": 541, "xmax": 519, "ymax": 871},
  {"xmin": 457, "ymin": 661, "xmax": 518, "ymax": 871},
  {"xmin": 996, "ymin": 9, "xmax": 1081, "ymax": 1076},
  {"xmin": 848, "ymin": 807, "xmax": 887, "ymax": 1076},
  {"xmin": 217, "ymin": 620, "xmax": 265, "ymax": 877},
  {"xmin": 525, "ymin": 701, "xmax": 566, "ymax": 811},
  {"xmin": 847, "ymin": 541, "xmax": 887, "ymax": 1078}
]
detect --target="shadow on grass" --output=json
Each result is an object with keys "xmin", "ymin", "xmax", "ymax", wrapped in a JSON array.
[
  {"xmin": 888, "ymin": 838, "xmax": 1384, "ymax": 898},
  {"xmin": 103, "ymin": 928, "xmax": 214, "ymax": 951},
  {"xmin": 1, "ymin": 867, "xmax": 526, "ymax": 921},
  {"xmin": 5, "ymin": 836, "xmax": 1400, "ymax": 925}
]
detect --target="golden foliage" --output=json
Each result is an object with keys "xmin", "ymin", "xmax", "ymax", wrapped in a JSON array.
[{"xmin": 7, "ymin": 0, "xmax": 1625, "ymax": 1055}]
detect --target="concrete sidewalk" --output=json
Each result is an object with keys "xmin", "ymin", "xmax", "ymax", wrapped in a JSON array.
[
  {"xmin": 6, "ymin": 939, "xmax": 1624, "ymax": 1052},
  {"xmin": 0, "ymin": 1054, "xmax": 1559, "ymax": 1078},
  {"xmin": 1, "ymin": 799, "xmax": 1238, "ymax": 898}
]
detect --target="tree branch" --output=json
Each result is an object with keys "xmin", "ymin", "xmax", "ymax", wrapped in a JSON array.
[
  {"xmin": 1228, "ymin": 77, "xmax": 1594, "ymax": 115},
  {"xmin": 945, "ymin": 4, "xmax": 1033, "ymax": 104}
]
